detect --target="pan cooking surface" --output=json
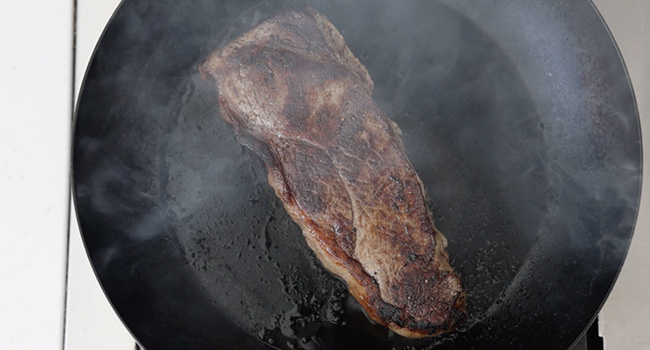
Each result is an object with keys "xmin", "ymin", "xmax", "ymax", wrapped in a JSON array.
[{"xmin": 73, "ymin": 0, "xmax": 641, "ymax": 349}]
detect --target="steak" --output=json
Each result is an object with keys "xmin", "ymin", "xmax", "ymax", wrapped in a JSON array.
[{"xmin": 199, "ymin": 8, "xmax": 466, "ymax": 337}]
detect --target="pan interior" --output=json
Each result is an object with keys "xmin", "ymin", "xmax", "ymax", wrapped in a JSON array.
[{"xmin": 72, "ymin": 0, "xmax": 641, "ymax": 349}]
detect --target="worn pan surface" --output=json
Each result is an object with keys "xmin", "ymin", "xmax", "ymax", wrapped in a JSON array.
[{"xmin": 72, "ymin": 0, "xmax": 642, "ymax": 349}]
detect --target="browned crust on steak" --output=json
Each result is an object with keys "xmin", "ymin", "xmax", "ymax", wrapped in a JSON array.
[{"xmin": 200, "ymin": 8, "xmax": 466, "ymax": 337}]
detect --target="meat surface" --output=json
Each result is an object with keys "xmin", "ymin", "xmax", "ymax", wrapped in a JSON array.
[{"xmin": 199, "ymin": 8, "xmax": 465, "ymax": 337}]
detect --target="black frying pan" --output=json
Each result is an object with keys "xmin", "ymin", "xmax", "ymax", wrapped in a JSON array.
[{"xmin": 72, "ymin": 0, "xmax": 642, "ymax": 349}]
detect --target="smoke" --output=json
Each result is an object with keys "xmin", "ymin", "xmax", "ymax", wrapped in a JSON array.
[{"xmin": 73, "ymin": 0, "xmax": 641, "ymax": 348}]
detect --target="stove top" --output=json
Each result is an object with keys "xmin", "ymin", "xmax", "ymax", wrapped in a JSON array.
[{"xmin": 571, "ymin": 319, "xmax": 603, "ymax": 350}]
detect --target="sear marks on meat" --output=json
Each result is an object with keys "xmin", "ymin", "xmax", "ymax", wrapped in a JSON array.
[{"xmin": 199, "ymin": 8, "xmax": 466, "ymax": 338}]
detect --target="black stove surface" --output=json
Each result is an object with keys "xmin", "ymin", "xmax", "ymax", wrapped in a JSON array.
[{"xmin": 571, "ymin": 318, "xmax": 604, "ymax": 350}]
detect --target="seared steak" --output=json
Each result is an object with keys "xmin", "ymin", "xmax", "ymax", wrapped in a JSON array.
[{"xmin": 199, "ymin": 8, "xmax": 465, "ymax": 337}]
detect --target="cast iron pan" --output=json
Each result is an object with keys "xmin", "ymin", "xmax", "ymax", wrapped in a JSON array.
[{"xmin": 72, "ymin": 0, "xmax": 642, "ymax": 349}]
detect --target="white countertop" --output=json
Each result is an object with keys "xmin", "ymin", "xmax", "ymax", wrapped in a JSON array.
[
  {"xmin": 0, "ymin": 1, "xmax": 72, "ymax": 349},
  {"xmin": 1, "ymin": 1, "xmax": 648, "ymax": 349}
]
